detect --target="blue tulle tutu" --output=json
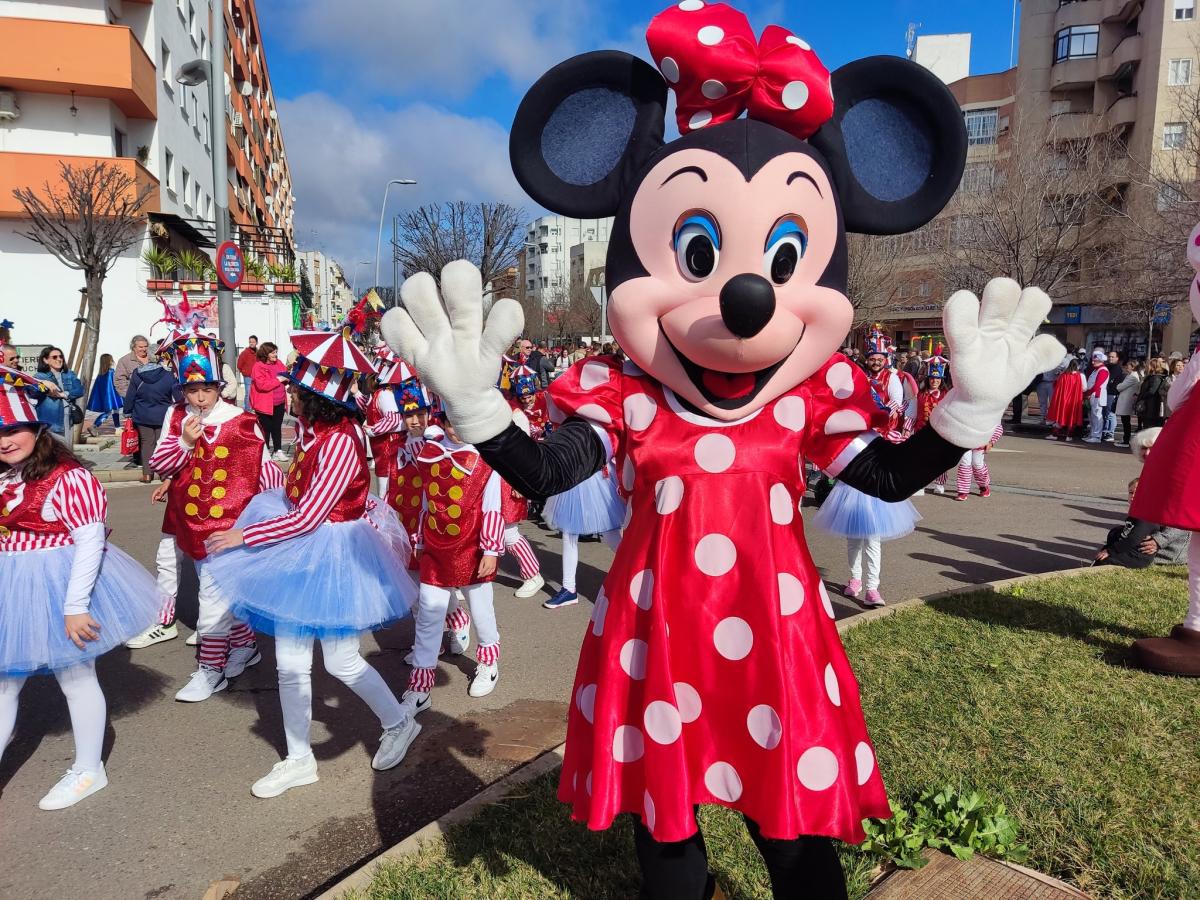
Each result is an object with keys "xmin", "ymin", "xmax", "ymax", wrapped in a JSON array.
[
  {"xmin": 544, "ymin": 469, "xmax": 627, "ymax": 535},
  {"xmin": 813, "ymin": 481, "xmax": 922, "ymax": 541},
  {"xmin": 206, "ymin": 489, "xmax": 417, "ymax": 638},
  {"xmin": 0, "ymin": 543, "xmax": 165, "ymax": 676}
]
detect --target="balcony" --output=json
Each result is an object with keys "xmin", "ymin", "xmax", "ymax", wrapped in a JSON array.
[
  {"xmin": 0, "ymin": 18, "xmax": 156, "ymax": 119},
  {"xmin": 1051, "ymin": 56, "xmax": 1099, "ymax": 90},
  {"xmin": 1055, "ymin": 1, "xmax": 1104, "ymax": 31},
  {"xmin": 1048, "ymin": 111, "xmax": 1097, "ymax": 142},
  {"xmin": 0, "ymin": 152, "xmax": 159, "ymax": 219},
  {"xmin": 1105, "ymin": 94, "xmax": 1138, "ymax": 129},
  {"xmin": 1101, "ymin": 0, "xmax": 1144, "ymax": 24},
  {"xmin": 1101, "ymin": 32, "xmax": 1142, "ymax": 79}
]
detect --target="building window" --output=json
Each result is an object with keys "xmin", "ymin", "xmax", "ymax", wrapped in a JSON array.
[
  {"xmin": 187, "ymin": 1, "xmax": 196, "ymax": 42},
  {"xmin": 164, "ymin": 149, "xmax": 174, "ymax": 191},
  {"xmin": 960, "ymin": 162, "xmax": 994, "ymax": 193},
  {"xmin": 182, "ymin": 167, "xmax": 191, "ymax": 209},
  {"xmin": 963, "ymin": 108, "xmax": 998, "ymax": 146},
  {"xmin": 918, "ymin": 282, "xmax": 932, "ymax": 298},
  {"xmin": 161, "ymin": 42, "xmax": 172, "ymax": 91},
  {"xmin": 194, "ymin": 181, "xmax": 202, "ymax": 214},
  {"xmin": 180, "ymin": 84, "xmax": 188, "ymax": 116},
  {"xmin": 1053, "ymin": 25, "xmax": 1099, "ymax": 63},
  {"xmin": 1169, "ymin": 58, "xmax": 1193, "ymax": 85},
  {"xmin": 1158, "ymin": 183, "xmax": 1188, "ymax": 210},
  {"xmin": 1176, "ymin": 0, "xmax": 1195, "ymax": 21},
  {"xmin": 202, "ymin": 113, "xmax": 210, "ymax": 150},
  {"xmin": 113, "ymin": 128, "xmax": 127, "ymax": 158},
  {"xmin": 1164, "ymin": 122, "xmax": 1187, "ymax": 149}
]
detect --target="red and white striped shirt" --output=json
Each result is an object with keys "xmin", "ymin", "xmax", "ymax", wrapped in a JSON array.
[
  {"xmin": 242, "ymin": 429, "xmax": 364, "ymax": 547},
  {"xmin": 357, "ymin": 390, "xmax": 403, "ymax": 438}
]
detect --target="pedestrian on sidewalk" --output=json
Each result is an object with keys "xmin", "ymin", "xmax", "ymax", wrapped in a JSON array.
[
  {"xmin": 115, "ymin": 335, "xmax": 151, "ymax": 469},
  {"xmin": 85, "ymin": 353, "xmax": 122, "ymax": 432},
  {"xmin": 1046, "ymin": 359, "xmax": 1086, "ymax": 440},
  {"xmin": 236, "ymin": 335, "xmax": 258, "ymax": 412},
  {"xmin": 1083, "ymin": 350, "xmax": 1110, "ymax": 443},
  {"xmin": 123, "ymin": 347, "xmax": 179, "ymax": 483},
  {"xmin": 1135, "ymin": 358, "xmax": 1169, "ymax": 429},
  {"xmin": 33, "ymin": 346, "xmax": 83, "ymax": 437},
  {"xmin": 0, "ymin": 365, "xmax": 163, "ymax": 811},
  {"xmin": 1037, "ymin": 344, "xmax": 1073, "ymax": 424},
  {"xmin": 250, "ymin": 342, "xmax": 288, "ymax": 460},
  {"xmin": 1113, "ymin": 360, "xmax": 1142, "ymax": 447},
  {"xmin": 205, "ymin": 329, "xmax": 419, "ymax": 798}
]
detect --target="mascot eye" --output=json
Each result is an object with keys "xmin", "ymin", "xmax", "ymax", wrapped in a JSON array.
[
  {"xmin": 763, "ymin": 218, "xmax": 808, "ymax": 285},
  {"xmin": 673, "ymin": 213, "xmax": 721, "ymax": 282}
]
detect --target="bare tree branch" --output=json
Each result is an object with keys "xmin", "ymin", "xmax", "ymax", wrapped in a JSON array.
[{"xmin": 392, "ymin": 201, "xmax": 526, "ymax": 296}]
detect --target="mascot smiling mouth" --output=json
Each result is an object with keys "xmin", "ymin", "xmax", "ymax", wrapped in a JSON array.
[{"xmin": 661, "ymin": 324, "xmax": 801, "ymax": 410}]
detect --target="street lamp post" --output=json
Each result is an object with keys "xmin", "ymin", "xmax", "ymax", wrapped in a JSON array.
[
  {"xmin": 351, "ymin": 260, "xmax": 373, "ymax": 297},
  {"xmin": 374, "ymin": 179, "xmax": 416, "ymax": 293}
]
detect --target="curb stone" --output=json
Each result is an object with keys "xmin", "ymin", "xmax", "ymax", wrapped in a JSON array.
[{"xmin": 317, "ymin": 564, "xmax": 1114, "ymax": 899}]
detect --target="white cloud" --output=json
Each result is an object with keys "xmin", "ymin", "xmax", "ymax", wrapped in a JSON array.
[{"xmin": 279, "ymin": 92, "xmax": 530, "ymax": 283}]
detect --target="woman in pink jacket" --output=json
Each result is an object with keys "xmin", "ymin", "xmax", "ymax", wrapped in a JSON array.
[{"xmin": 251, "ymin": 342, "xmax": 289, "ymax": 459}]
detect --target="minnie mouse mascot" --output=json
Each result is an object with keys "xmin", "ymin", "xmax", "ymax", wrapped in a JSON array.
[{"xmin": 384, "ymin": 4, "xmax": 1063, "ymax": 896}]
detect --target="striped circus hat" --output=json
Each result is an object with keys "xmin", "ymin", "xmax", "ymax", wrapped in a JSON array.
[
  {"xmin": 289, "ymin": 329, "xmax": 376, "ymax": 408},
  {"xmin": 372, "ymin": 342, "xmax": 408, "ymax": 386},
  {"xmin": 0, "ymin": 364, "xmax": 46, "ymax": 430}
]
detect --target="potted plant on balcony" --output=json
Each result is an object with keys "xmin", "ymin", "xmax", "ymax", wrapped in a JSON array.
[
  {"xmin": 268, "ymin": 260, "xmax": 299, "ymax": 293},
  {"xmin": 143, "ymin": 246, "xmax": 177, "ymax": 291},
  {"xmin": 176, "ymin": 248, "xmax": 212, "ymax": 291},
  {"xmin": 242, "ymin": 255, "xmax": 268, "ymax": 293}
]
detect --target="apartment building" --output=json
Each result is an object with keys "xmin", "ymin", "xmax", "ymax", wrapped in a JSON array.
[
  {"xmin": 521, "ymin": 215, "xmax": 613, "ymax": 312},
  {"xmin": 296, "ymin": 249, "xmax": 354, "ymax": 326}
]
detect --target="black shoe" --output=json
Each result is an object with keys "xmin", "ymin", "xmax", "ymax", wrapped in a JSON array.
[{"xmin": 123, "ymin": 461, "xmax": 139, "ymax": 469}]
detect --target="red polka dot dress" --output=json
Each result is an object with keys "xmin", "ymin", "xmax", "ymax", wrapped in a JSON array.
[{"xmin": 550, "ymin": 354, "xmax": 891, "ymax": 843}]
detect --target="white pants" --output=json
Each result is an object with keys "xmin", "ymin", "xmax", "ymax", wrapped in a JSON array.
[
  {"xmin": 1088, "ymin": 399, "xmax": 1105, "ymax": 440},
  {"xmin": 847, "ymin": 538, "xmax": 882, "ymax": 590},
  {"xmin": 561, "ymin": 531, "xmax": 622, "ymax": 593},
  {"xmin": 274, "ymin": 634, "xmax": 404, "ymax": 760},
  {"xmin": 412, "ymin": 583, "xmax": 498, "ymax": 669},
  {"xmin": 0, "ymin": 662, "xmax": 106, "ymax": 773},
  {"xmin": 158, "ymin": 535, "xmax": 248, "ymax": 668},
  {"xmin": 375, "ymin": 473, "xmax": 388, "ymax": 498}
]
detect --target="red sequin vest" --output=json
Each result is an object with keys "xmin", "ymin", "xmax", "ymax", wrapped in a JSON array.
[
  {"xmin": 284, "ymin": 418, "xmax": 369, "ymax": 521},
  {"xmin": 367, "ymin": 389, "xmax": 403, "ymax": 481}
]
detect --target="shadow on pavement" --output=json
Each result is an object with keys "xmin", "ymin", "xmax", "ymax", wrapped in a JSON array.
[{"xmin": 911, "ymin": 527, "xmax": 1089, "ymax": 584}]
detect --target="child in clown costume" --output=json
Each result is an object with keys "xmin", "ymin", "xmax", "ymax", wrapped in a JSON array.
[
  {"xmin": 0, "ymin": 366, "xmax": 163, "ymax": 809},
  {"xmin": 502, "ymin": 364, "xmax": 546, "ymax": 598},
  {"xmin": 356, "ymin": 342, "xmax": 406, "ymax": 497},
  {"xmin": 384, "ymin": 4, "xmax": 1061, "ymax": 894},
  {"xmin": 915, "ymin": 351, "xmax": 950, "ymax": 494},
  {"xmin": 141, "ymin": 327, "xmax": 284, "ymax": 702},
  {"xmin": 205, "ymin": 329, "xmax": 419, "ymax": 797}
]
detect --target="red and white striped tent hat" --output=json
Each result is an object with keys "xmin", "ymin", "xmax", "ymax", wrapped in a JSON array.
[
  {"xmin": 0, "ymin": 364, "xmax": 46, "ymax": 430},
  {"xmin": 288, "ymin": 328, "xmax": 376, "ymax": 408},
  {"xmin": 372, "ymin": 342, "xmax": 409, "ymax": 386}
]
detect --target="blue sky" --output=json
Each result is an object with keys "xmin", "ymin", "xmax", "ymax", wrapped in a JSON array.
[{"xmin": 257, "ymin": 0, "xmax": 1019, "ymax": 280}]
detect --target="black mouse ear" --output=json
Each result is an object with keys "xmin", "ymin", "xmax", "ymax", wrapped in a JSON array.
[
  {"xmin": 810, "ymin": 56, "xmax": 967, "ymax": 236},
  {"xmin": 510, "ymin": 50, "xmax": 668, "ymax": 219}
]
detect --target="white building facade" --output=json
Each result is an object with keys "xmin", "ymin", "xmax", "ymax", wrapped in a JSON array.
[
  {"xmin": 523, "ymin": 215, "xmax": 613, "ymax": 310},
  {"xmin": 296, "ymin": 249, "xmax": 354, "ymax": 327}
]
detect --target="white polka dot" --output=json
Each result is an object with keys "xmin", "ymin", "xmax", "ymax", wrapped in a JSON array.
[
  {"xmin": 824, "ymin": 409, "xmax": 867, "ymax": 435},
  {"xmin": 819, "ymin": 581, "xmax": 835, "ymax": 619},
  {"xmin": 713, "ymin": 616, "xmax": 753, "ymax": 660},
  {"xmin": 630, "ymin": 569, "xmax": 654, "ymax": 611},
  {"xmin": 747, "ymin": 704, "xmax": 783, "ymax": 750},
  {"xmin": 579, "ymin": 360, "xmax": 611, "ymax": 391},
  {"xmin": 591, "ymin": 588, "xmax": 608, "ymax": 636},
  {"xmin": 586, "ymin": 771, "xmax": 593, "ymax": 795},
  {"xmin": 688, "ymin": 109, "xmax": 713, "ymax": 130},
  {"xmin": 655, "ymin": 476, "xmax": 685, "ymax": 515},
  {"xmin": 701, "ymin": 79, "xmax": 727, "ymax": 100},
  {"xmin": 694, "ymin": 433, "xmax": 735, "ymax": 472},
  {"xmin": 704, "ymin": 761, "xmax": 743, "ymax": 801},
  {"xmin": 786, "ymin": 35, "xmax": 812, "ymax": 50},
  {"xmin": 855, "ymin": 741, "xmax": 876, "ymax": 785},
  {"xmin": 697, "ymin": 25, "xmax": 724, "ymax": 45},
  {"xmin": 773, "ymin": 395, "xmax": 806, "ymax": 431},
  {"xmin": 797, "ymin": 746, "xmax": 839, "ymax": 791},
  {"xmin": 824, "ymin": 663, "xmax": 841, "ymax": 707},
  {"xmin": 644, "ymin": 700, "xmax": 683, "ymax": 744},
  {"xmin": 782, "ymin": 80, "xmax": 810, "ymax": 111},
  {"xmin": 576, "ymin": 402, "xmax": 612, "ymax": 425},
  {"xmin": 613, "ymin": 725, "xmax": 645, "ymax": 763},
  {"xmin": 825, "ymin": 361, "xmax": 856, "ymax": 400},
  {"xmin": 678, "ymin": 0, "xmax": 704, "ymax": 9},
  {"xmin": 622, "ymin": 455, "xmax": 636, "ymax": 492},
  {"xmin": 673, "ymin": 682, "xmax": 702, "ymax": 723},
  {"xmin": 620, "ymin": 638, "xmax": 649, "ymax": 679},
  {"xmin": 576, "ymin": 683, "xmax": 597, "ymax": 723},
  {"xmin": 624, "ymin": 393, "xmax": 658, "ymax": 430},
  {"xmin": 695, "ymin": 533, "xmax": 736, "ymax": 576},
  {"xmin": 660, "ymin": 56, "xmax": 680, "ymax": 84},
  {"xmin": 769, "ymin": 483, "xmax": 794, "ymax": 525},
  {"xmin": 778, "ymin": 572, "xmax": 805, "ymax": 615},
  {"xmin": 644, "ymin": 790, "xmax": 656, "ymax": 832}
]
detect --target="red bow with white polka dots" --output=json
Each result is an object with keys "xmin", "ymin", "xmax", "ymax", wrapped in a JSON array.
[{"xmin": 647, "ymin": 1, "xmax": 834, "ymax": 139}]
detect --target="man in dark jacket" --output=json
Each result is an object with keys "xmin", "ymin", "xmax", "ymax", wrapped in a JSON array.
[
  {"xmin": 123, "ymin": 360, "xmax": 180, "ymax": 482},
  {"xmin": 527, "ymin": 343, "xmax": 555, "ymax": 387},
  {"xmin": 1104, "ymin": 350, "xmax": 1123, "ymax": 442}
]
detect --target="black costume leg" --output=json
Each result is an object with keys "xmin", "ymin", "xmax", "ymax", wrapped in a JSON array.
[
  {"xmin": 632, "ymin": 814, "xmax": 714, "ymax": 899},
  {"xmin": 743, "ymin": 817, "xmax": 848, "ymax": 900}
]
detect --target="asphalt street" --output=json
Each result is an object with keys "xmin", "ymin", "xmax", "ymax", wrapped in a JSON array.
[{"xmin": 0, "ymin": 432, "xmax": 1141, "ymax": 900}]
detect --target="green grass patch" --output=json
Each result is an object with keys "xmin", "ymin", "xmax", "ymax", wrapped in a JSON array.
[{"xmin": 344, "ymin": 569, "xmax": 1199, "ymax": 900}]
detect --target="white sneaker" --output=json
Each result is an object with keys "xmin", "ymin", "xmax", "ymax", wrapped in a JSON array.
[
  {"xmin": 251, "ymin": 754, "xmax": 318, "ymax": 798},
  {"xmin": 38, "ymin": 765, "xmax": 108, "ymax": 810},
  {"xmin": 225, "ymin": 644, "xmax": 261, "ymax": 679},
  {"xmin": 448, "ymin": 625, "xmax": 471, "ymax": 656},
  {"xmin": 272, "ymin": 450, "xmax": 289, "ymax": 462},
  {"xmin": 931, "ymin": 485, "xmax": 945, "ymax": 495},
  {"xmin": 174, "ymin": 666, "xmax": 227, "ymax": 702},
  {"xmin": 372, "ymin": 717, "xmax": 421, "ymax": 771},
  {"xmin": 514, "ymin": 573, "xmax": 545, "ymax": 599},
  {"xmin": 468, "ymin": 662, "xmax": 499, "ymax": 698},
  {"xmin": 125, "ymin": 623, "xmax": 178, "ymax": 649},
  {"xmin": 186, "ymin": 630, "xmax": 199, "ymax": 646},
  {"xmin": 401, "ymin": 689, "xmax": 431, "ymax": 716}
]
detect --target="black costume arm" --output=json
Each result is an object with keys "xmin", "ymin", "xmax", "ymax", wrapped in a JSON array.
[
  {"xmin": 837, "ymin": 426, "xmax": 969, "ymax": 502},
  {"xmin": 476, "ymin": 418, "xmax": 607, "ymax": 500}
]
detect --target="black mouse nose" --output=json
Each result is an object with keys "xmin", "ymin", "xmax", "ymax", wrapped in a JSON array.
[{"xmin": 719, "ymin": 273, "xmax": 776, "ymax": 339}]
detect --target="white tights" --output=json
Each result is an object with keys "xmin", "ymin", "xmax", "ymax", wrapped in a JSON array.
[
  {"xmin": 847, "ymin": 538, "xmax": 882, "ymax": 590},
  {"xmin": 561, "ymin": 531, "xmax": 622, "ymax": 593},
  {"xmin": 412, "ymin": 583, "xmax": 498, "ymax": 670},
  {"xmin": 274, "ymin": 634, "xmax": 404, "ymax": 760},
  {"xmin": 0, "ymin": 662, "xmax": 106, "ymax": 773}
]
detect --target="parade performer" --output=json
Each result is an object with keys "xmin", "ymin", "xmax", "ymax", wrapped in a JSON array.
[
  {"xmin": 358, "ymin": 342, "xmax": 406, "ymax": 497},
  {"xmin": 0, "ymin": 366, "xmax": 163, "ymax": 809},
  {"xmin": 1045, "ymin": 359, "xmax": 1086, "ymax": 441},
  {"xmin": 917, "ymin": 351, "xmax": 951, "ymax": 494},
  {"xmin": 86, "ymin": 353, "xmax": 123, "ymax": 430},
  {"xmin": 947, "ymin": 423, "xmax": 1003, "ymax": 502},
  {"xmin": 1129, "ymin": 223, "xmax": 1200, "ymax": 677},
  {"xmin": 140, "ymin": 328, "xmax": 283, "ymax": 702},
  {"xmin": 204, "ymin": 329, "xmax": 420, "ymax": 797},
  {"xmin": 512, "ymin": 362, "xmax": 551, "ymax": 522},
  {"xmin": 384, "ymin": 5, "xmax": 1061, "ymax": 894},
  {"xmin": 503, "ymin": 364, "xmax": 546, "ymax": 598},
  {"xmin": 390, "ymin": 363, "xmax": 433, "ymax": 556},
  {"xmin": 403, "ymin": 418, "xmax": 506, "ymax": 714},
  {"xmin": 541, "ymin": 458, "xmax": 626, "ymax": 610}
]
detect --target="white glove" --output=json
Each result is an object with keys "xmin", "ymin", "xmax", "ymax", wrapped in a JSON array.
[
  {"xmin": 380, "ymin": 260, "xmax": 523, "ymax": 444},
  {"xmin": 931, "ymin": 278, "xmax": 1065, "ymax": 449}
]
